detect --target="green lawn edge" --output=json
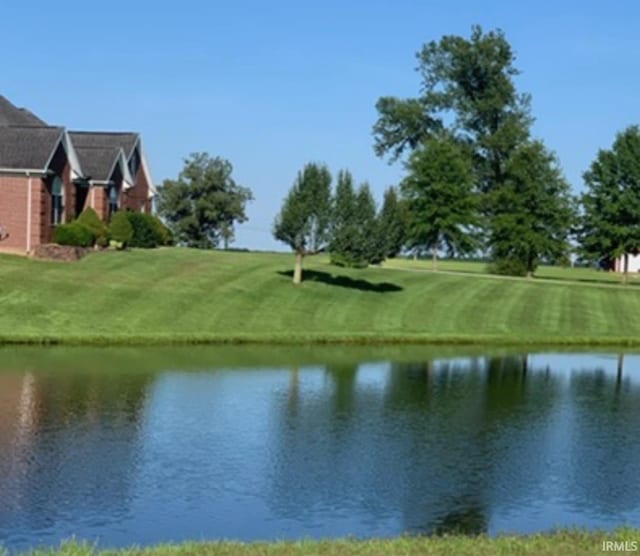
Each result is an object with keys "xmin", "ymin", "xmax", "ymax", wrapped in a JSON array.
[
  {"xmin": 3, "ymin": 332, "xmax": 640, "ymax": 347},
  {"xmin": 13, "ymin": 529, "xmax": 640, "ymax": 556}
]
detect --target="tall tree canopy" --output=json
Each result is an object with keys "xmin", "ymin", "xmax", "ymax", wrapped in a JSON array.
[
  {"xmin": 157, "ymin": 153, "xmax": 253, "ymax": 249},
  {"xmin": 401, "ymin": 136, "xmax": 478, "ymax": 269},
  {"xmin": 273, "ymin": 162, "xmax": 332, "ymax": 284},
  {"xmin": 578, "ymin": 126, "xmax": 640, "ymax": 282},
  {"xmin": 375, "ymin": 26, "xmax": 573, "ymax": 275}
]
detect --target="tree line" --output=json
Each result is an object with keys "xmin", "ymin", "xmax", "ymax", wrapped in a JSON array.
[{"xmin": 157, "ymin": 25, "xmax": 640, "ymax": 285}]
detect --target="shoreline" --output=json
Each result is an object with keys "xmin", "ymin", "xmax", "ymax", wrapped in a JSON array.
[{"xmin": 10, "ymin": 530, "xmax": 640, "ymax": 556}]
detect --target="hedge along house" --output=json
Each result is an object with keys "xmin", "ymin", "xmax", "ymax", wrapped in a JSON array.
[{"xmin": 0, "ymin": 96, "xmax": 156, "ymax": 253}]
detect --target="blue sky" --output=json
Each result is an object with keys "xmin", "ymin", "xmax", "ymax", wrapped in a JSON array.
[{"xmin": 3, "ymin": 0, "xmax": 640, "ymax": 250}]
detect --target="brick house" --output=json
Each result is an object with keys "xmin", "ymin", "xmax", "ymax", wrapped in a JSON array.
[{"xmin": 0, "ymin": 96, "xmax": 155, "ymax": 253}]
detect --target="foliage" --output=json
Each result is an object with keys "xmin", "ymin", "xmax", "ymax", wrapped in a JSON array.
[
  {"xmin": 373, "ymin": 25, "xmax": 531, "ymax": 186},
  {"xmin": 157, "ymin": 153, "xmax": 253, "ymax": 249},
  {"xmin": 578, "ymin": 126, "xmax": 640, "ymax": 276},
  {"xmin": 375, "ymin": 26, "xmax": 576, "ymax": 276},
  {"xmin": 329, "ymin": 173, "xmax": 383, "ymax": 267},
  {"xmin": 76, "ymin": 207, "xmax": 107, "ymax": 243},
  {"xmin": 377, "ymin": 186, "xmax": 407, "ymax": 259},
  {"xmin": 53, "ymin": 222, "xmax": 95, "ymax": 247},
  {"xmin": 329, "ymin": 170, "xmax": 357, "ymax": 262},
  {"xmin": 124, "ymin": 212, "xmax": 165, "ymax": 248},
  {"xmin": 274, "ymin": 163, "xmax": 332, "ymax": 255},
  {"xmin": 400, "ymin": 136, "xmax": 479, "ymax": 265},
  {"xmin": 108, "ymin": 212, "xmax": 134, "ymax": 246},
  {"xmin": 488, "ymin": 141, "xmax": 576, "ymax": 276}
]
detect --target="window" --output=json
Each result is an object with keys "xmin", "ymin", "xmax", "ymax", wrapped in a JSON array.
[
  {"xmin": 108, "ymin": 185, "xmax": 119, "ymax": 217},
  {"xmin": 129, "ymin": 149, "xmax": 140, "ymax": 178},
  {"xmin": 51, "ymin": 176, "xmax": 64, "ymax": 225}
]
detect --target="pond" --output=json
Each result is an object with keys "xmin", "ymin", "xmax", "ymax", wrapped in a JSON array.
[{"xmin": 1, "ymin": 346, "xmax": 639, "ymax": 551}]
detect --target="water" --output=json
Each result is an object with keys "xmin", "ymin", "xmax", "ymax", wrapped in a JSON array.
[{"xmin": 0, "ymin": 347, "xmax": 639, "ymax": 551}]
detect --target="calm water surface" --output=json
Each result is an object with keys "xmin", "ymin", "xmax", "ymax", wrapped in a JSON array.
[{"xmin": 1, "ymin": 347, "xmax": 639, "ymax": 551}]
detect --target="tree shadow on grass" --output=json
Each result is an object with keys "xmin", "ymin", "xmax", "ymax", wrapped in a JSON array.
[{"xmin": 277, "ymin": 269, "xmax": 403, "ymax": 293}]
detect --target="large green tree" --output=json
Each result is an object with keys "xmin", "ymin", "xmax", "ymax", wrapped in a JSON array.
[
  {"xmin": 157, "ymin": 153, "xmax": 253, "ymax": 249},
  {"xmin": 374, "ymin": 26, "xmax": 577, "ymax": 275},
  {"xmin": 578, "ymin": 126, "xmax": 640, "ymax": 283},
  {"xmin": 273, "ymin": 163, "xmax": 332, "ymax": 284},
  {"xmin": 488, "ymin": 141, "xmax": 575, "ymax": 277},
  {"xmin": 377, "ymin": 186, "xmax": 407, "ymax": 259},
  {"xmin": 373, "ymin": 25, "xmax": 531, "ymax": 192},
  {"xmin": 400, "ymin": 136, "xmax": 478, "ymax": 269}
]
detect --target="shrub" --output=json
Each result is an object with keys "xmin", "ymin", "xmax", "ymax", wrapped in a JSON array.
[
  {"xmin": 124, "ymin": 211, "xmax": 163, "ymax": 248},
  {"xmin": 151, "ymin": 216, "xmax": 173, "ymax": 246},
  {"xmin": 487, "ymin": 257, "xmax": 528, "ymax": 277},
  {"xmin": 77, "ymin": 207, "xmax": 108, "ymax": 246},
  {"xmin": 54, "ymin": 222, "xmax": 94, "ymax": 247},
  {"xmin": 108, "ymin": 212, "xmax": 134, "ymax": 247},
  {"xmin": 330, "ymin": 252, "xmax": 369, "ymax": 269}
]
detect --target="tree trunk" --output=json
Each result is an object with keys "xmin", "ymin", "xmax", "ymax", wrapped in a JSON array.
[
  {"xmin": 293, "ymin": 251, "xmax": 303, "ymax": 285},
  {"xmin": 617, "ymin": 353, "xmax": 624, "ymax": 384},
  {"xmin": 432, "ymin": 244, "xmax": 438, "ymax": 271},
  {"xmin": 526, "ymin": 270, "xmax": 533, "ymax": 280},
  {"xmin": 623, "ymin": 253, "xmax": 629, "ymax": 285}
]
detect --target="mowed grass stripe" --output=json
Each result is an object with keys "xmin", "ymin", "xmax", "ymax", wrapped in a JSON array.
[{"xmin": 3, "ymin": 249, "xmax": 640, "ymax": 344}]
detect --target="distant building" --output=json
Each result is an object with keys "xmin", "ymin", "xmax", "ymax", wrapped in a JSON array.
[
  {"xmin": 0, "ymin": 96, "xmax": 155, "ymax": 253},
  {"xmin": 614, "ymin": 254, "xmax": 640, "ymax": 273}
]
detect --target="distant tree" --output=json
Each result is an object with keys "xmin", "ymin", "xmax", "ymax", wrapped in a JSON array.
[
  {"xmin": 401, "ymin": 136, "xmax": 479, "ymax": 270},
  {"xmin": 330, "ymin": 179, "xmax": 382, "ymax": 268},
  {"xmin": 377, "ymin": 186, "xmax": 407, "ymax": 259},
  {"xmin": 578, "ymin": 126, "xmax": 640, "ymax": 283},
  {"xmin": 273, "ymin": 163, "xmax": 332, "ymax": 284},
  {"xmin": 157, "ymin": 153, "xmax": 253, "ymax": 249},
  {"xmin": 488, "ymin": 141, "xmax": 575, "ymax": 277},
  {"xmin": 329, "ymin": 170, "xmax": 358, "ymax": 264}
]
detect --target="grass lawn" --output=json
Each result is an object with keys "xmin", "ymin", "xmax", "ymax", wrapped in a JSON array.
[
  {"xmin": 2, "ymin": 248, "xmax": 640, "ymax": 345},
  {"xmin": 16, "ymin": 530, "xmax": 640, "ymax": 556}
]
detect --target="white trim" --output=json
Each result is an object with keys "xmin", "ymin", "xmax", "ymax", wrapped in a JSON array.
[
  {"xmin": 61, "ymin": 131, "xmax": 84, "ymax": 180},
  {"xmin": 42, "ymin": 129, "xmax": 66, "ymax": 173},
  {"xmin": 0, "ymin": 168, "xmax": 47, "ymax": 176},
  {"xmin": 132, "ymin": 136, "xmax": 156, "ymax": 197},
  {"xmin": 26, "ymin": 173, "xmax": 32, "ymax": 253}
]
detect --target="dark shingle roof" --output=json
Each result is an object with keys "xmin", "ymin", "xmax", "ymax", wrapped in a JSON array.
[
  {"xmin": 0, "ymin": 126, "xmax": 63, "ymax": 170},
  {"xmin": 69, "ymin": 131, "xmax": 138, "ymax": 157},
  {"xmin": 75, "ymin": 146, "xmax": 120, "ymax": 181},
  {"xmin": 0, "ymin": 96, "xmax": 47, "ymax": 126}
]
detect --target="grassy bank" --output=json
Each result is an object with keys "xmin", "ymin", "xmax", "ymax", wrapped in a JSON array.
[
  {"xmin": 16, "ymin": 530, "xmax": 640, "ymax": 556},
  {"xmin": 3, "ymin": 248, "xmax": 640, "ymax": 346}
]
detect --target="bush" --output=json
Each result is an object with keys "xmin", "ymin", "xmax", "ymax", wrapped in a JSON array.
[
  {"xmin": 330, "ymin": 252, "xmax": 369, "ymax": 269},
  {"xmin": 151, "ymin": 215, "xmax": 173, "ymax": 246},
  {"xmin": 77, "ymin": 207, "xmax": 108, "ymax": 246},
  {"xmin": 124, "ymin": 211, "xmax": 163, "ymax": 248},
  {"xmin": 108, "ymin": 212, "xmax": 134, "ymax": 246},
  {"xmin": 487, "ymin": 257, "xmax": 528, "ymax": 277},
  {"xmin": 54, "ymin": 222, "xmax": 95, "ymax": 247}
]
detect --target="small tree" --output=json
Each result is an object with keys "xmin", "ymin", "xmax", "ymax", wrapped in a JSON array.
[
  {"xmin": 578, "ymin": 126, "xmax": 640, "ymax": 283},
  {"xmin": 273, "ymin": 163, "xmax": 332, "ymax": 284},
  {"xmin": 157, "ymin": 153, "xmax": 253, "ymax": 249},
  {"xmin": 488, "ymin": 141, "xmax": 575, "ymax": 277},
  {"xmin": 329, "ymin": 170, "xmax": 358, "ymax": 264},
  {"xmin": 401, "ymin": 136, "xmax": 479, "ymax": 269},
  {"xmin": 377, "ymin": 186, "xmax": 407, "ymax": 259}
]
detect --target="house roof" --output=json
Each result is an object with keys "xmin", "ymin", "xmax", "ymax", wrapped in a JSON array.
[
  {"xmin": 0, "ymin": 126, "xmax": 63, "ymax": 170},
  {"xmin": 69, "ymin": 131, "xmax": 139, "ymax": 158},
  {"xmin": 74, "ymin": 146, "xmax": 121, "ymax": 181},
  {"xmin": 0, "ymin": 96, "xmax": 47, "ymax": 126}
]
